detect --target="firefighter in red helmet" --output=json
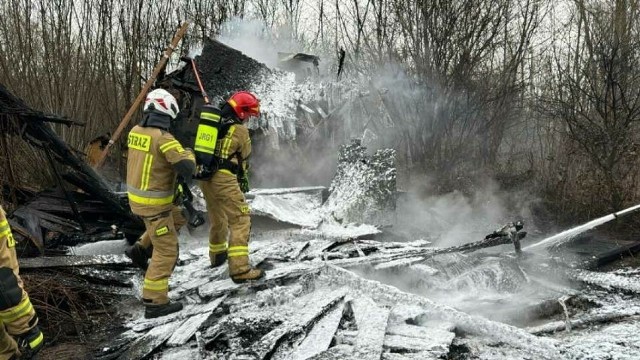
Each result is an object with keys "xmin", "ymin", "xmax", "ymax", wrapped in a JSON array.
[{"xmin": 194, "ymin": 91, "xmax": 265, "ymax": 283}]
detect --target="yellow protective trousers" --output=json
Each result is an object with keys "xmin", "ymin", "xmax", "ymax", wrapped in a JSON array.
[
  {"xmin": 139, "ymin": 206, "xmax": 186, "ymax": 249},
  {"xmin": 199, "ymin": 172, "xmax": 251, "ymax": 275},
  {"xmin": 0, "ymin": 208, "xmax": 41, "ymax": 360},
  {"xmin": 141, "ymin": 211, "xmax": 179, "ymax": 305}
]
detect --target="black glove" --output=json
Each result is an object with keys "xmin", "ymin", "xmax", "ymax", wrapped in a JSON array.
[{"xmin": 194, "ymin": 164, "xmax": 214, "ymax": 180}]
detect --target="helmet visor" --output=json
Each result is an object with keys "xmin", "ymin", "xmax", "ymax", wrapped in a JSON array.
[{"xmin": 244, "ymin": 105, "xmax": 260, "ymax": 116}]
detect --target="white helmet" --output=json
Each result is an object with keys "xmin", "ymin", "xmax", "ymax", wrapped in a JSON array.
[{"xmin": 144, "ymin": 89, "xmax": 179, "ymax": 119}]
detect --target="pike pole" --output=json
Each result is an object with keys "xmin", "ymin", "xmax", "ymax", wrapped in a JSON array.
[
  {"xmin": 187, "ymin": 56, "xmax": 210, "ymax": 104},
  {"xmin": 93, "ymin": 22, "xmax": 190, "ymax": 169}
]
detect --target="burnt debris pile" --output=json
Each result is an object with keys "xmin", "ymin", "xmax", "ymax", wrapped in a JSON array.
[
  {"xmin": 162, "ymin": 38, "xmax": 273, "ymax": 152},
  {"xmin": 164, "ymin": 39, "xmax": 362, "ymax": 188},
  {"xmin": 91, "ymin": 217, "xmax": 640, "ymax": 360},
  {"xmin": 0, "ymin": 84, "xmax": 143, "ymax": 252},
  {"xmin": 93, "ymin": 229, "xmax": 541, "ymax": 359}
]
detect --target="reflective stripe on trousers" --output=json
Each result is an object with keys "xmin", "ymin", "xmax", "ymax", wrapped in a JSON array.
[
  {"xmin": 209, "ymin": 242, "xmax": 227, "ymax": 254},
  {"xmin": 0, "ymin": 297, "xmax": 34, "ymax": 324},
  {"xmin": 228, "ymin": 245, "xmax": 249, "ymax": 257},
  {"xmin": 143, "ymin": 277, "xmax": 169, "ymax": 292}
]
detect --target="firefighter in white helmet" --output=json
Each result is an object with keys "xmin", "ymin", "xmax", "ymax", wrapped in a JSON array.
[{"xmin": 126, "ymin": 88, "xmax": 195, "ymax": 318}]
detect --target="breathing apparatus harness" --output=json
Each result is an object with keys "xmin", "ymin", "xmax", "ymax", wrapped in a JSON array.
[{"xmin": 193, "ymin": 103, "xmax": 245, "ymax": 180}]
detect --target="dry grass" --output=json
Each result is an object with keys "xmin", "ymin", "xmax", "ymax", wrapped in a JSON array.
[{"xmin": 21, "ymin": 270, "xmax": 117, "ymax": 347}]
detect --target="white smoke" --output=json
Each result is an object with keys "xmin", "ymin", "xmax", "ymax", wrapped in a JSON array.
[{"xmin": 218, "ymin": 18, "xmax": 302, "ymax": 69}]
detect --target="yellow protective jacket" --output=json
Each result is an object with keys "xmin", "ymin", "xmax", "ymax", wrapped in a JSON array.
[
  {"xmin": 215, "ymin": 123, "xmax": 251, "ymax": 178},
  {"xmin": 126, "ymin": 125, "xmax": 195, "ymax": 217},
  {"xmin": 0, "ymin": 206, "xmax": 42, "ymax": 355}
]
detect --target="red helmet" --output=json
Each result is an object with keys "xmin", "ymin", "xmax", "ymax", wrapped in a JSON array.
[{"xmin": 228, "ymin": 91, "xmax": 260, "ymax": 121}]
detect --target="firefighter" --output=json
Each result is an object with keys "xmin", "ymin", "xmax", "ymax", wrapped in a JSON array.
[
  {"xmin": 195, "ymin": 91, "xmax": 265, "ymax": 283},
  {"xmin": 0, "ymin": 206, "xmax": 44, "ymax": 360},
  {"xmin": 126, "ymin": 88, "xmax": 195, "ymax": 318}
]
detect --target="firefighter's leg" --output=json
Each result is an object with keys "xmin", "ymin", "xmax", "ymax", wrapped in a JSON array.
[
  {"xmin": 126, "ymin": 230, "xmax": 153, "ymax": 271},
  {"xmin": 199, "ymin": 180, "xmax": 229, "ymax": 267},
  {"xmin": 139, "ymin": 231, "xmax": 152, "ymax": 248},
  {"xmin": 139, "ymin": 206, "xmax": 186, "ymax": 247},
  {"xmin": 0, "ymin": 323, "xmax": 18, "ymax": 360},
  {"xmin": 128, "ymin": 205, "xmax": 185, "ymax": 271},
  {"xmin": 141, "ymin": 213, "xmax": 179, "ymax": 305},
  {"xmin": 218, "ymin": 181, "xmax": 263, "ymax": 283},
  {"xmin": 0, "ymin": 214, "xmax": 43, "ymax": 358},
  {"xmin": 140, "ymin": 205, "xmax": 186, "ymax": 248},
  {"xmin": 172, "ymin": 206, "xmax": 187, "ymax": 232}
]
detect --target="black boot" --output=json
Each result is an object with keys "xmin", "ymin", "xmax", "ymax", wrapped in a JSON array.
[
  {"xmin": 144, "ymin": 301, "xmax": 183, "ymax": 319},
  {"xmin": 17, "ymin": 325, "xmax": 44, "ymax": 359},
  {"xmin": 211, "ymin": 252, "xmax": 228, "ymax": 268},
  {"xmin": 125, "ymin": 242, "xmax": 151, "ymax": 271}
]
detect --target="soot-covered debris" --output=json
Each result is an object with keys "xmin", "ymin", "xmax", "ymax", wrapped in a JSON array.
[
  {"xmin": 88, "ymin": 213, "xmax": 640, "ymax": 360},
  {"xmin": 324, "ymin": 139, "xmax": 396, "ymax": 227},
  {"xmin": 1, "ymin": 84, "xmax": 143, "ymax": 250}
]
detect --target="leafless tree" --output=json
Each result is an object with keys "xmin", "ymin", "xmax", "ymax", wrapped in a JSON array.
[{"xmin": 540, "ymin": 0, "xmax": 640, "ymax": 211}]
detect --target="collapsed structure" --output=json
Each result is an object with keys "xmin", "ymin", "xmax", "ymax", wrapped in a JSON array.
[{"xmin": 0, "ymin": 84, "xmax": 143, "ymax": 251}]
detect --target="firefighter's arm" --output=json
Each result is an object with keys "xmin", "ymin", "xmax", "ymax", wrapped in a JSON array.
[
  {"xmin": 235, "ymin": 126, "xmax": 251, "ymax": 193},
  {"xmin": 238, "ymin": 125, "xmax": 252, "ymax": 162},
  {"xmin": 158, "ymin": 134, "xmax": 196, "ymax": 180}
]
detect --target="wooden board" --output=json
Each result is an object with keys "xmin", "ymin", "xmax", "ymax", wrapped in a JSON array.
[
  {"xmin": 197, "ymin": 263, "xmax": 320, "ymax": 299},
  {"xmin": 251, "ymin": 288, "xmax": 348, "ymax": 359},
  {"xmin": 290, "ymin": 301, "xmax": 346, "ymax": 360},
  {"xmin": 20, "ymin": 254, "xmax": 131, "ymax": 269},
  {"xmin": 167, "ymin": 311, "xmax": 215, "ymax": 346},
  {"xmin": 116, "ymin": 321, "xmax": 183, "ymax": 360},
  {"xmin": 351, "ymin": 296, "xmax": 390, "ymax": 360}
]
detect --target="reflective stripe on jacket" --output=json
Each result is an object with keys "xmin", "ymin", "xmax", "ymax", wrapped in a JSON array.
[
  {"xmin": 214, "ymin": 124, "xmax": 251, "ymax": 177},
  {"xmin": 126, "ymin": 125, "xmax": 195, "ymax": 216}
]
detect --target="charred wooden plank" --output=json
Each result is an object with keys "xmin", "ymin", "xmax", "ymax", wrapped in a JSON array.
[
  {"xmin": 250, "ymin": 288, "xmax": 348, "ymax": 359},
  {"xmin": 7, "ymin": 218, "xmax": 42, "ymax": 250},
  {"xmin": 333, "ymin": 233, "xmax": 527, "ymax": 269},
  {"xmin": 71, "ymin": 268, "xmax": 135, "ymax": 287},
  {"xmin": 290, "ymin": 301, "xmax": 346, "ymax": 360},
  {"xmin": 351, "ymin": 296, "xmax": 390, "ymax": 360},
  {"xmin": 130, "ymin": 295, "xmax": 227, "ymax": 333},
  {"xmin": 528, "ymin": 314, "xmax": 640, "ymax": 335},
  {"xmin": 116, "ymin": 321, "xmax": 183, "ymax": 360},
  {"xmin": 19, "ymin": 255, "xmax": 131, "ymax": 269},
  {"xmin": 307, "ymin": 345, "xmax": 354, "ymax": 359},
  {"xmin": 570, "ymin": 270, "xmax": 640, "ymax": 294},
  {"xmin": 382, "ymin": 352, "xmax": 441, "ymax": 360},
  {"xmin": 384, "ymin": 324, "xmax": 454, "ymax": 356},
  {"xmin": 13, "ymin": 207, "xmax": 81, "ymax": 231},
  {"xmin": 197, "ymin": 263, "xmax": 320, "ymax": 299},
  {"xmin": 166, "ymin": 311, "xmax": 215, "ymax": 347},
  {"xmin": 585, "ymin": 240, "xmax": 640, "ymax": 269}
]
